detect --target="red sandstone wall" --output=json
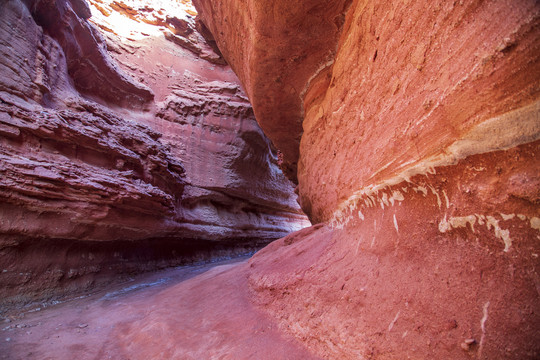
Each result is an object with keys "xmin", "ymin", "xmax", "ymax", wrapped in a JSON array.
[
  {"xmin": 299, "ymin": 0, "xmax": 540, "ymax": 223},
  {"xmin": 194, "ymin": 0, "xmax": 540, "ymax": 358}
]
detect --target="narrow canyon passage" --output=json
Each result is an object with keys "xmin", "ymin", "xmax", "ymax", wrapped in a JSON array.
[
  {"xmin": 0, "ymin": 0, "xmax": 308, "ymax": 313},
  {"xmin": 1, "ymin": 0, "xmax": 539, "ymax": 359}
]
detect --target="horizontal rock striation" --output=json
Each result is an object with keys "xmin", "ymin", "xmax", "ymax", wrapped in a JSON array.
[
  {"xmin": 0, "ymin": 100, "xmax": 183, "ymax": 242},
  {"xmin": 0, "ymin": 0, "xmax": 307, "ymax": 311},
  {"xmin": 152, "ymin": 76, "xmax": 308, "ymax": 242},
  {"xmin": 194, "ymin": 0, "xmax": 540, "ymax": 358}
]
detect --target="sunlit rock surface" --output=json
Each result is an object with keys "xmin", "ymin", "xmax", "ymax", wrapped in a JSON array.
[{"xmin": 0, "ymin": 0, "xmax": 308, "ymax": 310}]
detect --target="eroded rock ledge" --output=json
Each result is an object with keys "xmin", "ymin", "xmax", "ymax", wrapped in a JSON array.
[{"xmin": 0, "ymin": 0, "xmax": 308, "ymax": 311}]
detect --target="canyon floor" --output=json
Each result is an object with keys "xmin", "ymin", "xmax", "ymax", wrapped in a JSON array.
[{"xmin": 0, "ymin": 255, "xmax": 317, "ymax": 360}]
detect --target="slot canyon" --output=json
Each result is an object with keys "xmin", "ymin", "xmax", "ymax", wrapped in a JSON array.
[{"xmin": 0, "ymin": 0, "xmax": 538, "ymax": 358}]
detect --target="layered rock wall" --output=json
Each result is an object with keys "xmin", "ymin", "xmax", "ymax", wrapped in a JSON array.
[
  {"xmin": 0, "ymin": 0, "xmax": 307, "ymax": 311},
  {"xmin": 194, "ymin": 0, "xmax": 540, "ymax": 358}
]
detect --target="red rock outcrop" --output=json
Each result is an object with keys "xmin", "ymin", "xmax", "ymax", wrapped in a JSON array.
[
  {"xmin": 0, "ymin": 0, "xmax": 308, "ymax": 311},
  {"xmin": 194, "ymin": 0, "xmax": 540, "ymax": 358}
]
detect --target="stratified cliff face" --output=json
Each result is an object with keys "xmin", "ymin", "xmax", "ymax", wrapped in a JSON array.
[
  {"xmin": 0, "ymin": 0, "xmax": 307, "ymax": 311},
  {"xmin": 194, "ymin": 0, "xmax": 540, "ymax": 358}
]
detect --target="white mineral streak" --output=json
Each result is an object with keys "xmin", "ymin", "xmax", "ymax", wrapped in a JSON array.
[
  {"xmin": 437, "ymin": 213, "xmax": 540, "ymax": 252},
  {"xmin": 329, "ymin": 100, "xmax": 540, "ymax": 229}
]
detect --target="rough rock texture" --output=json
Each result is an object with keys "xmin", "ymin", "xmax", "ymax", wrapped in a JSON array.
[
  {"xmin": 194, "ymin": 0, "xmax": 540, "ymax": 358},
  {"xmin": 0, "ymin": 0, "xmax": 307, "ymax": 311}
]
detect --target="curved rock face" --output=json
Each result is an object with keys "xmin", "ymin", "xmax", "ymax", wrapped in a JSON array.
[
  {"xmin": 0, "ymin": 0, "xmax": 307, "ymax": 310},
  {"xmin": 194, "ymin": 0, "xmax": 540, "ymax": 358},
  {"xmin": 298, "ymin": 0, "xmax": 540, "ymax": 223},
  {"xmin": 192, "ymin": 0, "xmax": 353, "ymax": 181}
]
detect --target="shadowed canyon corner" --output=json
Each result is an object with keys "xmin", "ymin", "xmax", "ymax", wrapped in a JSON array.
[{"xmin": 0, "ymin": 0, "xmax": 539, "ymax": 359}]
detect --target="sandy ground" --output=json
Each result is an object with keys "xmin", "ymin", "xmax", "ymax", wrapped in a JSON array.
[{"xmin": 0, "ymin": 256, "xmax": 317, "ymax": 360}]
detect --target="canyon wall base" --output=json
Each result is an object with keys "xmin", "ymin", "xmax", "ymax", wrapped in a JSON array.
[{"xmin": 248, "ymin": 141, "xmax": 539, "ymax": 359}]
